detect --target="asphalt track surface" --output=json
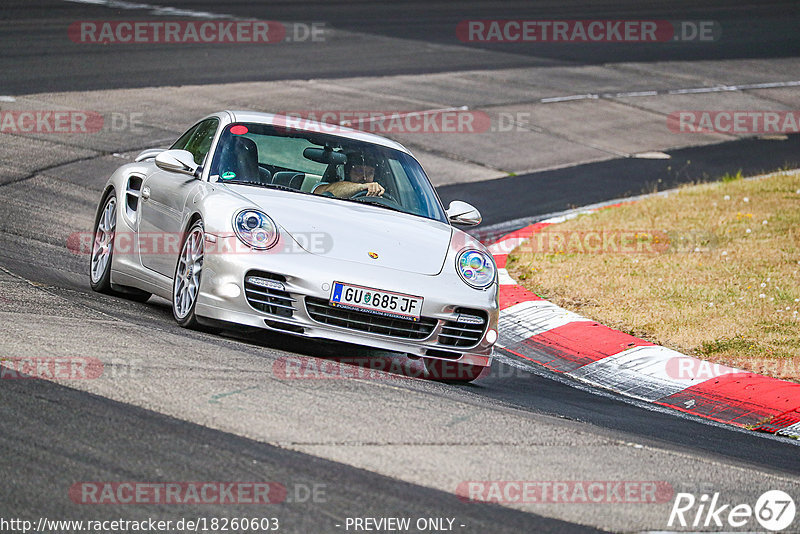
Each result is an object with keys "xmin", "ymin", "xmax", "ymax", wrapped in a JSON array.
[
  {"xmin": 2, "ymin": 1, "xmax": 799, "ymax": 93},
  {"xmin": 1, "ymin": 250, "xmax": 799, "ymax": 532},
  {"xmin": 1, "ymin": 376, "xmax": 585, "ymax": 533},
  {"xmin": 2, "ymin": 1, "xmax": 800, "ymax": 533},
  {"xmin": 442, "ymin": 133, "xmax": 800, "ymax": 230}
]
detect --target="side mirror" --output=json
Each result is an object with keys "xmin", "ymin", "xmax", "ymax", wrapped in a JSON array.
[
  {"xmin": 155, "ymin": 149, "xmax": 199, "ymax": 177},
  {"xmin": 134, "ymin": 148, "xmax": 166, "ymax": 162},
  {"xmin": 446, "ymin": 200, "xmax": 482, "ymax": 226}
]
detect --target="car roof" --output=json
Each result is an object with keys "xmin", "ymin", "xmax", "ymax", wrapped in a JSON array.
[{"xmin": 222, "ymin": 110, "xmax": 412, "ymax": 155}]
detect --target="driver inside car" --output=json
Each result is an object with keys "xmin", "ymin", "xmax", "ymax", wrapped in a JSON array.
[{"xmin": 313, "ymin": 153, "xmax": 385, "ymax": 198}]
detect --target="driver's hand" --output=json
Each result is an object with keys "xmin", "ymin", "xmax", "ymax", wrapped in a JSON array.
[{"xmin": 362, "ymin": 182, "xmax": 385, "ymax": 197}]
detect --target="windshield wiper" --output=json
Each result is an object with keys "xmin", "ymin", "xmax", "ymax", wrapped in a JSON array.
[{"xmin": 353, "ymin": 198, "xmax": 406, "ymax": 214}]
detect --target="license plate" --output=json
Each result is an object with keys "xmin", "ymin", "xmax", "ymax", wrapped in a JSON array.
[{"xmin": 329, "ymin": 282, "xmax": 423, "ymax": 321}]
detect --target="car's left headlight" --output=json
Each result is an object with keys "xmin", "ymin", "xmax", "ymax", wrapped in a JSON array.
[
  {"xmin": 233, "ymin": 209, "xmax": 279, "ymax": 250},
  {"xmin": 456, "ymin": 249, "xmax": 496, "ymax": 289}
]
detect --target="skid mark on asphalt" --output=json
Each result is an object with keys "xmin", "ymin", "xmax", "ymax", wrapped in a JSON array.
[
  {"xmin": 209, "ymin": 385, "xmax": 260, "ymax": 405},
  {"xmin": 444, "ymin": 413, "xmax": 477, "ymax": 427},
  {"xmin": 275, "ymin": 440, "xmax": 587, "ymax": 447}
]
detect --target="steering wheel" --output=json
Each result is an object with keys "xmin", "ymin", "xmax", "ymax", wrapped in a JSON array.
[{"xmin": 351, "ymin": 188, "xmax": 399, "ymax": 205}]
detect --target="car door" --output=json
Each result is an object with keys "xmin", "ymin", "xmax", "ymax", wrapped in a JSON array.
[{"xmin": 138, "ymin": 118, "xmax": 219, "ymax": 277}]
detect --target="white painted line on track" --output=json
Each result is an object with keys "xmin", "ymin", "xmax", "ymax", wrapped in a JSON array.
[
  {"xmin": 632, "ymin": 151, "xmax": 671, "ymax": 159},
  {"xmin": 540, "ymin": 93, "xmax": 600, "ymax": 103},
  {"xmin": 538, "ymin": 79, "xmax": 800, "ymax": 104},
  {"xmin": 63, "ymin": 0, "xmax": 239, "ymax": 20},
  {"xmin": 612, "ymin": 90, "xmax": 658, "ymax": 98}
]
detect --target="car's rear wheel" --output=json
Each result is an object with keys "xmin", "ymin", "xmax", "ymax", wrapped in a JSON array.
[
  {"xmin": 422, "ymin": 358, "xmax": 487, "ymax": 383},
  {"xmin": 90, "ymin": 190, "xmax": 151, "ymax": 302},
  {"xmin": 173, "ymin": 219, "xmax": 204, "ymax": 328}
]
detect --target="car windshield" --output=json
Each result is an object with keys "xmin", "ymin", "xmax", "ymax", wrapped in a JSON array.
[{"xmin": 208, "ymin": 122, "xmax": 447, "ymax": 223}]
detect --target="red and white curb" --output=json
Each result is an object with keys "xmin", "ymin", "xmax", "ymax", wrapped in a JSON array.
[{"xmin": 489, "ymin": 213, "xmax": 800, "ymax": 439}]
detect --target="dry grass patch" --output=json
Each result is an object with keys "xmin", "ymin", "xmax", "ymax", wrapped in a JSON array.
[{"xmin": 507, "ymin": 171, "xmax": 800, "ymax": 381}]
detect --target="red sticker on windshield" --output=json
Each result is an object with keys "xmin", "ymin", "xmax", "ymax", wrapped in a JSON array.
[{"xmin": 230, "ymin": 125, "xmax": 248, "ymax": 135}]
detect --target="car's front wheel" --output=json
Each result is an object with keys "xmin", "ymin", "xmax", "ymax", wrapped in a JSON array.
[
  {"xmin": 422, "ymin": 358, "xmax": 487, "ymax": 383},
  {"xmin": 173, "ymin": 219, "xmax": 205, "ymax": 328},
  {"xmin": 90, "ymin": 190, "xmax": 151, "ymax": 302}
]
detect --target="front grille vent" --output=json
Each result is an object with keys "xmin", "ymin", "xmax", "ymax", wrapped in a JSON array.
[
  {"xmin": 244, "ymin": 271, "xmax": 295, "ymax": 318},
  {"xmin": 438, "ymin": 308, "xmax": 487, "ymax": 348},
  {"xmin": 305, "ymin": 297, "xmax": 436, "ymax": 340}
]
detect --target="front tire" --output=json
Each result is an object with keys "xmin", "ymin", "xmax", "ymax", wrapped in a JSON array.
[
  {"xmin": 89, "ymin": 190, "xmax": 151, "ymax": 302},
  {"xmin": 173, "ymin": 219, "xmax": 205, "ymax": 328}
]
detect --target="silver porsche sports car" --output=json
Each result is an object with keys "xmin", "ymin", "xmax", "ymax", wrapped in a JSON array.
[{"xmin": 90, "ymin": 111, "xmax": 498, "ymax": 381}]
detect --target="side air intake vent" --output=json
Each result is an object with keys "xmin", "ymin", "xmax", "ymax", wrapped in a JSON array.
[{"xmin": 125, "ymin": 175, "xmax": 144, "ymax": 218}]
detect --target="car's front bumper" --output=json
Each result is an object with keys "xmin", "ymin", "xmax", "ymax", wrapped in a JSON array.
[{"xmin": 196, "ymin": 235, "xmax": 498, "ymax": 367}]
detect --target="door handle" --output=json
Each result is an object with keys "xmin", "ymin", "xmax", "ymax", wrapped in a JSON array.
[{"xmin": 141, "ymin": 186, "xmax": 151, "ymax": 200}]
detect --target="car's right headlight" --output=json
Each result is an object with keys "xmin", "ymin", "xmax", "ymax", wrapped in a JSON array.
[
  {"xmin": 233, "ymin": 209, "xmax": 279, "ymax": 250},
  {"xmin": 456, "ymin": 249, "xmax": 496, "ymax": 289}
]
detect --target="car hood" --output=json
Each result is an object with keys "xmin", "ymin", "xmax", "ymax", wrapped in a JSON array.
[{"xmin": 231, "ymin": 187, "xmax": 453, "ymax": 275}]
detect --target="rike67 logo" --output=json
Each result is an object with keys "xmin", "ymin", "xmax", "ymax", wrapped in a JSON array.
[{"xmin": 669, "ymin": 490, "xmax": 796, "ymax": 531}]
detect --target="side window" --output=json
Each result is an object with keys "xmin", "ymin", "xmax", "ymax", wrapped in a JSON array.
[
  {"xmin": 171, "ymin": 123, "xmax": 200, "ymax": 152},
  {"xmin": 185, "ymin": 119, "xmax": 219, "ymax": 165},
  {"xmin": 170, "ymin": 118, "xmax": 219, "ymax": 165}
]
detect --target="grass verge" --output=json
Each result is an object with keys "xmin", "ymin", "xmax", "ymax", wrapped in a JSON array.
[{"xmin": 506, "ymin": 171, "xmax": 800, "ymax": 381}]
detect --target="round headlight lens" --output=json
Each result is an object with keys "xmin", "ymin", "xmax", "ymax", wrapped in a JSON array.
[
  {"xmin": 456, "ymin": 249, "xmax": 496, "ymax": 288},
  {"xmin": 233, "ymin": 209, "xmax": 278, "ymax": 250}
]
